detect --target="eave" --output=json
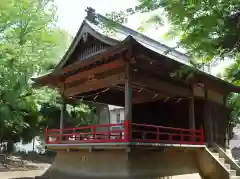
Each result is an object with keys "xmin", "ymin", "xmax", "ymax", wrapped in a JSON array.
[{"xmin": 32, "ymin": 36, "xmax": 240, "ymax": 95}]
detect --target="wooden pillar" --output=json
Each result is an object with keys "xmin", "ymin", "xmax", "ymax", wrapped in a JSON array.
[
  {"xmin": 60, "ymin": 97, "xmax": 66, "ymax": 131},
  {"xmin": 60, "ymin": 95, "xmax": 66, "ymax": 143},
  {"xmin": 189, "ymin": 95, "xmax": 195, "ymax": 130},
  {"xmin": 224, "ymin": 95, "xmax": 229, "ymax": 149},
  {"xmin": 204, "ymin": 89, "xmax": 214, "ymax": 146},
  {"xmin": 60, "ymin": 82, "xmax": 66, "ymax": 131},
  {"xmin": 124, "ymin": 60, "xmax": 132, "ymax": 141}
]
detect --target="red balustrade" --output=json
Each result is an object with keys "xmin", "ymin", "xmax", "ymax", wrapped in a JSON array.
[
  {"xmin": 45, "ymin": 120, "xmax": 129, "ymax": 144},
  {"xmin": 132, "ymin": 123, "xmax": 204, "ymax": 145},
  {"xmin": 45, "ymin": 120, "xmax": 204, "ymax": 145}
]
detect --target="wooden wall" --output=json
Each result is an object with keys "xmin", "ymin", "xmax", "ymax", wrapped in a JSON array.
[
  {"xmin": 202, "ymin": 88, "xmax": 229, "ymax": 147},
  {"xmin": 132, "ymin": 99, "xmax": 190, "ymax": 128}
]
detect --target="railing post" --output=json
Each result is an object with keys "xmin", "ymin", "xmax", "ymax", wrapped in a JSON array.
[
  {"xmin": 157, "ymin": 128, "xmax": 159, "ymax": 141},
  {"xmin": 92, "ymin": 126, "xmax": 96, "ymax": 140},
  {"xmin": 180, "ymin": 131, "xmax": 184, "ymax": 142},
  {"xmin": 124, "ymin": 120, "xmax": 129, "ymax": 141},
  {"xmin": 73, "ymin": 128, "xmax": 76, "ymax": 140},
  {"xmin": 142, "ymin": 131, "xmax": 146, "ymax": 140},
  {"xmin": 60, "ymin": 128, "xmax": 63, "ymax": 143},
  {"xmin": 169, "ymin": 134, "xmax": 172, "ymax": 143},
  {"xmin": 55, "ymin": 135, "xmax": 59, "ymax": 144},
  {"xmin": 45, "ymin": 128, "xmax": 48, "ymax": 144},
  {"xmin": 200, "ymin": 126, "xmax": 204, "ymax": 144}
]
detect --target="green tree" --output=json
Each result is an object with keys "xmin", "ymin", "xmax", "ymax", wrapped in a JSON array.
[
  {"xmin": 105, "ymin": 0, "xmax": 239, "ymax": 67},
  {"xmin": 102, "ymin": 1, "xmax": 240, "ymax": 126},
  {"xmin": 107, "ymin": 0, "xmax": 240, "ymax": 121},
  {"xmin": 135, "ymin": 0, "xmax": 239, "ymax": 59},
  {"xmin": 0, "ymin": 0, "xmax": 72, "ymax": 151},
  {"xmin": 36, "ymin": 88, "xmax": 94, "ymax": 130}
]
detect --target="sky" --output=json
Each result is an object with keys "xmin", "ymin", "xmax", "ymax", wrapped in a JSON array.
[
  {"xmin": 54, "ymin": 0, "xmax": 138, "ymax": 35},
  {"xmin": 54, "ymin": 0, "xmax": 173, "ymax": 45}
]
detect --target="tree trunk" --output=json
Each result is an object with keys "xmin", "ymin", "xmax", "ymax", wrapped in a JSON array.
[
  {"xmin": 32, "ymin": 137, "xmax": 35, "ymax": 152},
  {"xmin": 6, "ymin": 140, "xmax": 14, "ymax": 153}
]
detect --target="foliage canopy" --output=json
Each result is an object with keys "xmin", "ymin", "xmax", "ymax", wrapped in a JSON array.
[
  {"xmin": 0, "ymin": 0, "xmax": 92, "ymax": 148},
  {"xmin": 104, "ymin": 0, "xmax": 240, "ymax": 124}
]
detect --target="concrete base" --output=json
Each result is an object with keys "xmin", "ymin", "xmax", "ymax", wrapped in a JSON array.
[{"xmin": 43, "ymin": 147, "xmax": 203, "ymax": 179}]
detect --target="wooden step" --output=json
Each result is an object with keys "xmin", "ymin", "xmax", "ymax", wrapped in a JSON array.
[
  {"xmin": 218, "ymin": 157, "xmax": 225, "ymax": 164},
  {"xmin": 230, "ymin": 170, "xmax": 237, "ymax": 176},
  {"xmin": 212, "ymin": 152, "xmax": 219, "ymax": 158},
  {"xmin": 224, "ymin": 163, "xmax": 231, "ymax": 170}
]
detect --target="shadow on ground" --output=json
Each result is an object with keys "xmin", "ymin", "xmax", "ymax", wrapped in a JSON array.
[
  {"xmin": 14, "ymin": 152, "xmax": 54, "ymax": 164},
  {"xmin": 2, "ymin": 158, "xmax": 40, "ymax": 171},
  {"xmin": 10, "ymin": 178, "xmax": 35, "ymax": 179}
]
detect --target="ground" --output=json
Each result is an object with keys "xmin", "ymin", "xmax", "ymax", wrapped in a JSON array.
[
  {"xmin": 0, "ymin": 169, "xmax": 48, "ymax": 179},
  {"xmin": 0, "ymin": 155, "xmax": 51, "ymax": 179}
]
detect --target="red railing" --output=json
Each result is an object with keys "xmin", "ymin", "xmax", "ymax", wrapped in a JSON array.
[
  {"xmin": 132, "ymin": 123, "xmax": 204, "ymax": 145},
  {"xmin": 45, "ymin": 121, "xmax": 204, "ymax": 145},
  {"xmin": 45, "ymin": 120, "xmax": 129, "ymax": 144}
]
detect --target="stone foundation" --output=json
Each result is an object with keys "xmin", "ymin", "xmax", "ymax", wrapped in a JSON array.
[{"xmin": 43, "ymin": 147, "xmax": 204, "ymax": 179}]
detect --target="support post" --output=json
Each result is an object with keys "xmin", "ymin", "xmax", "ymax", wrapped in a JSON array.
[
  {"xmin": 45, "ymin": 128, "xmax": 48, "ymax": 144},
  {"xmin": 224, "ymin": 95, "xmax": 229, "ymax": 149},
  {"xmin": 204, "ymin": 88, "xmax": 214, "ymax": 146},
  {"xmin": 124, "ymin": 60, "xmax": 132, "ymax": 141},
  {"xmin": 189, "ymin": 95, "xmax": 195, "ymax": 130},
  {"xmin": 189, "ymin": 93, "xmax": 196, "ymax": 142},
  {"xmin": 60, "ymin": 95, "xmax": 66, "ymax": 141}
]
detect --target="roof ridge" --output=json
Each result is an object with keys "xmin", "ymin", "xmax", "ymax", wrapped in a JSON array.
[{"xmin": 85, "ymin": 7, "xmax": 189, "ymax": 62}]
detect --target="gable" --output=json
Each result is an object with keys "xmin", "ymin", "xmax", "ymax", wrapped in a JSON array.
[
  {"xmin": 64, "ymin": 33, "xmax": 111, "ymax": 67},
  {"xmin": 55, "ymin": 20, "xmax": 118, "ymax": 70}
]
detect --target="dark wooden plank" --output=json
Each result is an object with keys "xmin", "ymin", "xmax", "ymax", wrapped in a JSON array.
[
  {"xmin": 132, "ymin": 91, "xmax": 165, "ymax": 104},
  {"xmin": 65, "ymin": 67, "xmax": 125, "ymax": 88},
  {"xmin": 65, "ymin": 60, "xmax": 124, "ymax": 83},
  {"xmin": 132, "ymin": 72, "xmax": 191, "ymax": 97},
  {"xmin": 65, "ymin": 73, "xmax": 125, "ymax": 97}
]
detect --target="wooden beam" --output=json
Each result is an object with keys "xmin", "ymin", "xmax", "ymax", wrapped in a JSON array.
[
  {"xmin": 132, "ymin": 91, "xmax": 165, "ymax": 104},
  {"xmin": 111, "ymin": 84, "xmax": 168, "ymax": 104},
  {"xmin": 65, "ymin": 73, "xmax": 124, "ymax": 97},
  {"xmin": 132, "ymin": 72, "xmax": 191, "ymax": 97},
  {"xmin": 65, "ymin": 67, "xmax": 124, "ymax": 89},
  {"xmin": 65, "ymin": 60, "xmax": 124, "ymax": 83}
]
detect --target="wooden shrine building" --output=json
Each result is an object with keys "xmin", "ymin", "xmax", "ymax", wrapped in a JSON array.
[{"xmin": 32, "ymin": 7, "xmax": 240, "ymax": 150}]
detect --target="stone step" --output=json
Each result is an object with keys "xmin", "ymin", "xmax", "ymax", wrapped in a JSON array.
[
  {"xmin": 225, "ymin": 163, "xmax": 231, "ymax": 170},
  {"xmin": 218, "ymin": 157, "xmax": 225, "ymax": 164},
  {"xmin": 212, "ymin": 152, "xmax": 219, "ymax": 158},
  {"xmin": 230, "ymin": 170, "xmax": 237, "ymax": 176}
]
